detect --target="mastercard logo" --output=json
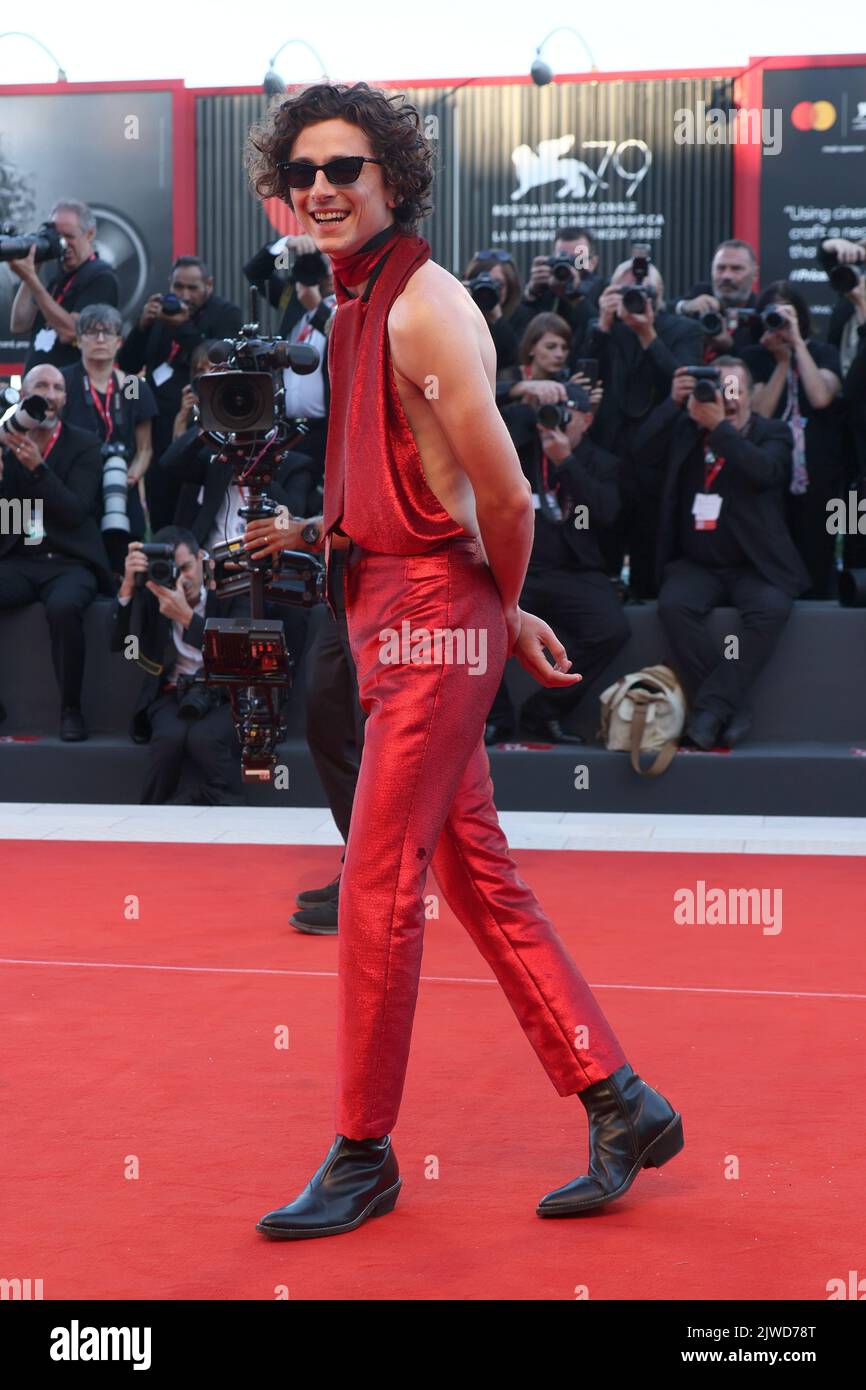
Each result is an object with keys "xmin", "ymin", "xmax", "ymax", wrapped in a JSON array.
[{"xmin": 790, "ymin": 100, "xmax": 837, "ymax": 131}]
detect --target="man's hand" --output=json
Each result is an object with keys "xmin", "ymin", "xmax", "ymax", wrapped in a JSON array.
[
  {"xmin": 3, "ymin": 430, "xmax": 42, "ymax": 470},
  {"xmin": 526, "ymin": 256, "xmax": 553, "ymax": 300},
  {"xmin": 619, "ymin": 292, "xmax": 656, "ymax": 344},
  {"xmin": 511, "ymin": 608, "xmax": 583, "ymax": 688},
  {"xmin": 146, "ymin": 580, "xmax": 194, "ymax": 627},
  {"xmin": 537, "ymin": 408, "xmax": 588, "ymax": 461},
  {"xmin": 138, "ymin": 294, "xmax": 164, "ymax": 332},
  {"xmin": 173, "ymin": 384, "xmax": 198, "ymax": 438},
  {"xmin": 679, "ymin": 293, "xmax": 720, "ymax": 317},
  {"xmin": 823, "ymin": 237, "xmax": 866, "ymax": 264},
  {"xmin": 8, "ymin": 245, "xmax": 40, "ymax": 286},
  {"xmin": 671, "ymin": 366, "xmax": 697, "ymax": 406},
  {"xmin": 119, "ymin": 541, "xmax": 149, "ymax": 599},
  {"xmin": 597, "ymin": 285, "xmax": 620, "ymax": 333},
  {"xmin": 687, "ymin": 392, "xmax": 726, "ymax": 431},
  {"xmin": 244, "ymin": 509, "xmax": 302, "ymax": 559}
]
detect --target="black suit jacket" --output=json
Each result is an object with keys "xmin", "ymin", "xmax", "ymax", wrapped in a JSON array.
[
  {"xmin": 108, "ymin": 584, "xmax": 248, "ymax": 741},
  {"xmin": 633, "ymin": 398, "xmax": 811, "ymax": 597},
  {"xmin": 158, "ymin": 429, "xmax": 314, "ymax": 542},
  {"xmin": 0, "ymin": 421, "xmax": 113, "ymax": 592}
]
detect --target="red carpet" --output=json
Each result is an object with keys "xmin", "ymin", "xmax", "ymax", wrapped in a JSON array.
[{"xmin": 1, "ymin": 840, "xmax": 863, "ymax": 1301}]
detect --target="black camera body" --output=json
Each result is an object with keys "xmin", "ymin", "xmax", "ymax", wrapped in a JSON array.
[
  {"xmin": 685, "ymin": 365, "xmax": 722, "ymax": 402},
  {"xmin": 467, "ymin": 273, "xmax": 500, "ymax": 313},
  {"xmin": 825, "ymin": 249, "xmax": 863, "ymax": 295},
  {"xmin": 536, "ymin": 377, "xmax": 592, "ymax": 430},
  {"xmin": 134, "ymin": 542, "xmax": 179, "ymax": 588},
  {"xmin": 547, "ymin": 252, "xmax": 578, "ymax": 285},
  {"xmin": 160, "ymin": 293, "xmax": 184, "ymax": 316},
  {"xmin": 0, "ymin": 220, "xmax": 66, "ymax": 265},
  {"xmin": 290, "ymin": 251, "xmax": 328, "ymax": 286}
]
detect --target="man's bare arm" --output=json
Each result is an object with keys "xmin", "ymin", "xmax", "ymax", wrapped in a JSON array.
[{"xmin": 388, "ymin": 291, "xmax": 534, "ymax": 622}]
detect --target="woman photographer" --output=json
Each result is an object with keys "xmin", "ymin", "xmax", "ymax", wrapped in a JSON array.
[
  {"xmin": 743, "ymin": 282, "xmax": 843, "ymax": 598},
  {"xmin": 61, "ymin": 303, "xmax": 157, "ymax": 578},
  {"xmin": 461, "ymin": 250, "xmax": 526, "ymax": 371}
]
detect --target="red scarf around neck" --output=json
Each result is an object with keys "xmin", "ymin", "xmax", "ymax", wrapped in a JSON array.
[{"xmin": 328, "ymin": 221, "xmax": 402, "ymax": 304}]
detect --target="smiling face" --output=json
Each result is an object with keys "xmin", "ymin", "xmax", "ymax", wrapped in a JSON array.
[
  {"xmin": 286, "ymin": 118, "xmax": 399, "ymax": 257},
  {"xmin": 22, "ymin": 364, "xmax": 66, "ymax": 424}
]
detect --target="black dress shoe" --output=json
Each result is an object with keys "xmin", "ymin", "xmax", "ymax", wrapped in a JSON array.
[
  {"xmin": 721, "ymin": 708, "xmax": 752, "ymax": 748},
  {"xmin": 537, "ymin": 1063, "xmax": 683, "ymax": 1217},
  {"xmin": 683, "ymin": 708, "xmax": 723, "ymax": 751},
  {"xmin": 296, "ymin": 874, "xmax": 341, "ymax": 908},
  {"xmin": 257, "ymin": 1135, "xmax": 401, "ymax": 1239},
  {"xmin": 521, "ymin": 715, "xmax": 585, "ymax": 745},
  {"xmin": 59, "ymin": 707, "xmax": 87, "ymax": 742},
  {"xmin": 484, "ymin": 721, "xmax": 514, "ymax": 746},
  {"xmin": 290, "ymin": 899, "xmax": 338, "ymax": 935}
]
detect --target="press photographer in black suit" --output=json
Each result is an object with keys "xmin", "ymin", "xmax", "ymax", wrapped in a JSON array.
[
  {"xmin": 108, "ymin": 528, "xmax": 246, "ymax": 805},
  {"xmin": 117, "ymin": 257, "xmax": 243, "ymax": 530},
  {"xmin": 491, "ymin": 319, "xmax": 629, "ymax": 743},
  {"xmin": 582, "ymin": 255, "xmax": 705, "ymax": 598},
  {"xmin": 674, "ymin": 239, "xmax": 760, "ymax": 356},
  {"xmin": 634, "ymin": 357, "xmax": 810, "ymax": 750},
  {"xmin": 0, "ymin": 363, "xmax": 112, "ymax": 741},
  {"xmin": 510, "ymin": 226, "xmax": 605, "ymax": 362}
]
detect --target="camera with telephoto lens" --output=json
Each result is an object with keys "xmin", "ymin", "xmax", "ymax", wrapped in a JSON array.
[
  {"xmin": 159, "ymin": 293, "xmax": 184, "ymax": 316},
  {"xmin": 0, "ymin": 390, "xmax": 49, "ymax": 436},
  {"xmin": 0, "ymin": 220, "xmax": 66, "ymax": 265},
  {"xmin": 824, "ymin": 250, "xmax": 863, "ymax": 295},
  {"xmin": 100, "ymin": 440, "xmax": 132, "ymax": 534},
  {"xmin": 134, "ymin": 542, "xmax": 179, "ymax": 588},
  {"xmin": 536, "ymin": 378, "xmax": 592, "ymax": 430},
  {"xmin": 685, "ymin": 365, "xmax": 722, "ymax": 402},
  {"xmin": 467, "ymin": 272, "xmax": 500, "ymax": 313}
]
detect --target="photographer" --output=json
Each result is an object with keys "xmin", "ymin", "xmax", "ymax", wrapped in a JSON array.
[
  {"xmin": 109, "ymin": 529, "xmax": 246, "ymax": 804},
  {"xmin": 61, "ymin": 304, "xmax": 158, "ymax": 578},
  {"xmin": 0, "ymin": 363, "xmax": 112, "ymax": 741},
  {"xmin": 244, "ymin": 234, "xmax": 334, "ymax": 508},
  {"xmin": 511, "ymin": 227, "xmax": 604, "ymax": 363},
  {"xmin": 675, "ymin": 239, "xmax": 759, "ymax": 355},
  {"xmin": 117, "ymin": 256, "xmax": 243, "ymax": 529},
  {"xmin": 584, "ymin": 253, "xmax": 705, "ymax": 597},
  {"xmin": 819, "ymin": 236, "xmax": 866, "ymax": 369},
  {"xmin": 461, "ymin": 250, "xmax": 523, "ymax": 372},
  {"xmin": 8, "ymin": 199, "xmax": 119, "ymax": 373},
  {"xmin": 634, "ymin": 358, "xmax": 809, "ymax": 750},
  {"xmin": 490, "ymin": 318, "xmax": 627, "ymax": 744},
  {"xmin": 742, "ymin": 282, "xmax": 843, "ymax": 598}
]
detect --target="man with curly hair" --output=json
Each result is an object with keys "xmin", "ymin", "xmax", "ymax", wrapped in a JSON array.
[{"xmin": 246, "ymin": 81, "xmax": 683, "ymax": 1239}]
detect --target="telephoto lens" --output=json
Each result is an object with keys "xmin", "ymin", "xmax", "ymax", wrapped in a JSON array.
[
  {"xmin": 762, "ymin": 305, "xmax": 787, "ymax": 331},
  {"xmin": 100, "ymin": 441, "xmax": 132, "ymax": 534}
]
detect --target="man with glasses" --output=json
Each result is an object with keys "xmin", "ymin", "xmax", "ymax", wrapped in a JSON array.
[
  {"xmin": 61, "ymin": 304, "xmax": 158, "ymax": 576},
  {"xmin": 10, "ymin": 199, "xmax": 119, "ymax": 374}
]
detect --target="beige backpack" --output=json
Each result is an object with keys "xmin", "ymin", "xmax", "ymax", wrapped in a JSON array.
[{"xmin": 599, "ymin": 665, "xmax": 686, "ymax": 777}]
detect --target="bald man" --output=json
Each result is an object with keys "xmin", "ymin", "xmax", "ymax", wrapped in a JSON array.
[{"xmin": 0, "ymin": 364, "xmax": 112, "ymax": 740}]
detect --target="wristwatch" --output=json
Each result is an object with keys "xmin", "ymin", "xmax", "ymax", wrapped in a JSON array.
[{"xmin": 301, "ymin": 521, "xmax": 321, "ymax": 547}]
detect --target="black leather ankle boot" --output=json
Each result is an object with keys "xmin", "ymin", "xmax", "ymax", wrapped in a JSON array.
[
  {"xmin": 537, "ymin": 1063, "xmax": 683, "ymax": 1217},
  {"xmin": 256, "ymin": 1135, "xmax": 401, "ymax": 1239}
]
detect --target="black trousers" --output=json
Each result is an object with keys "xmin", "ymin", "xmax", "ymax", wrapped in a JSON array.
[
  {"xmin": 141, "ymin": 690, "xmax": 243, "ymax": 805},
  {"xmin": 0, "ymin": 552, "xmax": 97, "ymax": 709},
  {"xmin": 304, "ymin": 547, "xmax": 366, "ymax": 845},
  {"xmin": 657, "ymin": 557, "xmax": 793, "ymax": 721},
  {"xmin": 489, "ymin": 565, "xmax": 630, "ymax": 729}
]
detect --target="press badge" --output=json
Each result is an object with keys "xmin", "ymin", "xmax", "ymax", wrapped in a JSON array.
[
  {"xmin": 33, "ymin": 327, "xmax": 57, "ymax": 353},
  {"xmin": 692, "ymin": 492, "xmax": 723, "ymax": 530},
  {"xmin": 152, "ymin": 361, "xmax": 174, "ymax": 388}
]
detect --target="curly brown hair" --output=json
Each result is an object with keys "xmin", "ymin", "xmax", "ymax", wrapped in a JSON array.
[{"xmin": 246, "ymin": 81, "xmax": 434, "ymax": 233}]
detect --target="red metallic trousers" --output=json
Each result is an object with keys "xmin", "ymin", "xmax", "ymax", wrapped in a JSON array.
[{"xmin": 336, "ymin": 536, "xmax": 627, "ymax": 1138}]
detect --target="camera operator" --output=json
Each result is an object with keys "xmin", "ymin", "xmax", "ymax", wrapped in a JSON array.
[
  {"xmin": 675, "ymin": 239, "xmax": 759, "ymax": 355},
  {"xmin": 511, "ymin": 227, "xmax": 605, "ymax": 362},
  {"xmin": 243, "ymin": 234, "xmax": 335, "ymax": 511},
  {"xmin": 0, "ymin": 363, "xmax": 112, "ymax": 741},
  {"xmin": 8, "ymin": 199, "xmax": 119, "ymax": 373},
  {"xmin": 741, "ymin": 282, "xmax": 843, "ymax": 599},
  {"xmin": 461, "ymin": 250, "xmax": 524, "ymax": 372},
  {"xmin": 117, "ymin": 256, "xmax": 243, "ymax": 530},
  {"xmin": 633, "ymin": 358, "xmax": 809, "ymax": 750},
  {"xmin": 61, "ymin": 304, "xmax": 158, "ymax": 578},
  {"xmin": 584, "ymin": 253, "xmax": 705, "ymax": 598},
  {"xmin": 490, "ymin": 316, "xmax": 627, "ymax": 743},
  {"xmin": 109, "ymin": 529, "xmax": 246, "ymax": 804}
]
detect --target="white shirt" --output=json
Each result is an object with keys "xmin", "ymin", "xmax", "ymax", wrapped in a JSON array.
[
  {"xmin": 281, "ymin": 297, "xmax": 334, "ymax": 419},
  {"xmin": 207, "ymin": 481, "xmax": 249, "ymax": 553}
]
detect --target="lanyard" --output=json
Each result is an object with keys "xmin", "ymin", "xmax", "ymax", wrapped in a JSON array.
[
  {"xmin": 42, "ymin": 421, "xmax": 62, "ymax": 460},
  {"xmin": 85, "ymin": 373, "xmax": 116, "ymax": 441},
  {"xmin": 54, "ymin": 253, "xmax": 96, "ymax": 305},
  {"xmin": 166, "ymin": 340, "xmax": 182, "ymax": 365},
  {"xmin": 703, "ymin": 443, "xmax": 725, "ymax": 491}
]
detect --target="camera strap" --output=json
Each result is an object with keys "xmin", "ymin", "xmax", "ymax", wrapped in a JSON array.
[{"xmin": 84, "ymin": 372, "xmax": 117, "ymax": 441}]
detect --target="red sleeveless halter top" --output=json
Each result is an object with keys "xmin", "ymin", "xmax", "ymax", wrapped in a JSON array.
[{"xmin": 323, "ymin": 222, "xmax": 472, "ymax": 554}]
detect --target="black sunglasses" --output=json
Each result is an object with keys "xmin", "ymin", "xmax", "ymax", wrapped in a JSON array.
[
  {"xmin": 276, "ymin": 156, "xmax": 384, "ymax": 189},
  {"xmin": 473, "ymin": 249, "xmax": 514, "ymax": 263}
]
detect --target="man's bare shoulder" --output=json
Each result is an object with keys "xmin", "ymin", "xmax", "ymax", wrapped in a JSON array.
[{"xmin": 389, "ymin": 259, "xmax": 479, "ymax": 336}]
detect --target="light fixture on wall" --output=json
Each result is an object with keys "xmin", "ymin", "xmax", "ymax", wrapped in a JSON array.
[
  {"xmin": 0, "ymin": 31, "xmax": 68, "ymax": 81},
  {"xmin": 263, "ymin": 39, "xmax": 328, "ymax": 96},
  {"xmin": 531, "ymin": 27, "xmax": 598, "ymax": 86}
]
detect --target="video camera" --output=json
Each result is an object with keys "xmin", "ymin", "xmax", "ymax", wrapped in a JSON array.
[
  {"xmin": 0, "ymin": 220, "xmax": 66, "ymax": 265},
  {"xmin": 187, "ymin": 308, "xmax": 326, "ymax": 781}
]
